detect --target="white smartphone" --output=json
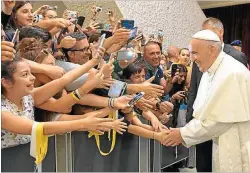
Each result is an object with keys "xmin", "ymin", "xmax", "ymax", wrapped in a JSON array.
[
  {"xmin": 99, "ymin": 33, "xmax": 106, "ymax": 48},
  {"xmin": 108, "ymin": 80, "xmax": 127, "ymax": 98},
  {"xmin": 129, "ymin": 92, "xmax": 145, "ymax": 106},
  {"xmin": 12, "ymin": 29, "xmax": 19, "ymax": 43},
  {"xmin": 116, "ymin": 50, "xmax": 134, "ymax": 61}
]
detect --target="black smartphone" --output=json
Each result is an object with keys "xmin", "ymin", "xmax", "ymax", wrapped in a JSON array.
[
  {"xmin": 121, "ymin": 20, "xmax": 134, "ymax": 29},
  {"xmin": 57, "ymin": 27, "xmax": 68, "ymax": 40},
  {"xmin": 171, "ymin": 64, "xmax": 178, "ymax": 77},
  {"xmin": 100, "ymin": 30, "xmax": 113, "ymax": 38},
  {"xmin": 74, "ymin": 16, "xmax": 85, "ymax": 32}
]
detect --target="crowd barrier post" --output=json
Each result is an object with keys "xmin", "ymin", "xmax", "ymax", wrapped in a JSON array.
[{"xmin": 55, "ymin": 133, "xmax": 72, "ymax": 172}]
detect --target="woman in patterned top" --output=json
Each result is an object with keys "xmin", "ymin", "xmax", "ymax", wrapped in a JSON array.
[{"xmin": 1, "ymin": 57, "xmax": 116, "ymax": 149}]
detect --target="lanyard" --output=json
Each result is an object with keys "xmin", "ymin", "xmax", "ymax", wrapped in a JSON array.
[{"xmin": 88, "ymin": 111, "xmax": 118, "ymax": 156}]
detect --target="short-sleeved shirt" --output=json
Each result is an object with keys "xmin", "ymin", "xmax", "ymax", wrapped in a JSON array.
[
  {"xmin": 1, "ymin": 95, "xmax": 34, "ymax": 149},
  {"xmin": 144, "ymin": 60, "xmax": 163, "ymax": 85}
]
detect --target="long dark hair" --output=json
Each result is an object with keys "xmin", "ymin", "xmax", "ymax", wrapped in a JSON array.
[
  {"xmin": 1, "ymin": 58, "xmax": 23, "ymax": 94},
  {"xmin": 8, "ymin": 1, "xmax": 32, "ymax": 30},
  {"xmin": 169, "ymin": 64, "xmax": 188, "ymax": 97}
]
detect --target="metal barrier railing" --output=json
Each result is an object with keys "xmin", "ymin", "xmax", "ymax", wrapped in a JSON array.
[{"xmin": 2, "ymin": 116, "xmax": 191, "ymax": 172}]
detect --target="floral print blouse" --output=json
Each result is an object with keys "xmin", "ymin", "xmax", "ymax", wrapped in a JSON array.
[{"xmin": 1, "ymin": 95, "xmax": 35, "ymax": 149}]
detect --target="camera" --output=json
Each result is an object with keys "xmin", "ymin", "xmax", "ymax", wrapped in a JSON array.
[
  {"xmin": 67, "ymin": 10, "xmax": 78, "ymax": 20},
  {"xmin": 95, "ymin": 6, "xmax": 102, "ymax": 13},
  {"xmin": 33, "ymin": 14, "xmax": 43, "ymax": 23},
  {"xmin": 181, "ymin": 91, "xmax": 188, "ymax": 97}
]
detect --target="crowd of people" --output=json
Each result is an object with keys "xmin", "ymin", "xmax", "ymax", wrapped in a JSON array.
[{"xmin": 1, "ymin": 0, "xmax": 250, "ymax": 172}]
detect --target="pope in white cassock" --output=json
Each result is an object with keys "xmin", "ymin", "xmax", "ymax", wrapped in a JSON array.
[{"xmin": 162, "ymin": 29, "xmax": 250, "ymax": 172}]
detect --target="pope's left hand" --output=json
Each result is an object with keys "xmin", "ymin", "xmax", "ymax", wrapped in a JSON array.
[{"xmin": 161, "ymin": 128, "xmax": 183, "ymax": 147}]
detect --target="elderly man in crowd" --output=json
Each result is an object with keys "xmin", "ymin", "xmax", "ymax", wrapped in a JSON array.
[{"xmin": 162, "ymin": 29, "xmax": 250, "ymax": 172}]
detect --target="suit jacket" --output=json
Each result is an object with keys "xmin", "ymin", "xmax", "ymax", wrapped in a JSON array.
[{"xmin": 186, "ymin": 44, "xmax": 248, "ymax": 122}]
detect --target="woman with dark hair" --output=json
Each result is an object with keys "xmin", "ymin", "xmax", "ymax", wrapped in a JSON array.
[
  {"xmin": 5, "ymin": 1, "xmax": 33, "ymax": 41},
  {"xmin": 1, "ymin": 57, "xmax": 116, "ymax": 171}
]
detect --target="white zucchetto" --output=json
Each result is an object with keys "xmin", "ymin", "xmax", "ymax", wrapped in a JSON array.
[{"xmin": 192, "ymin": 29, "xmax": 220, "ymax": 42}]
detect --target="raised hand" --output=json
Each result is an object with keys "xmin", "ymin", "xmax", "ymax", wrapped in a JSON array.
[
  {"xmin": 140, "ymin": 76, "xmax": 164, "ymax": 97},
  {"xmin": 90, "ymin": 43, "xmax": 106, "ymax": 65},
  {"xmin": 86, "ymin": 70, "xmax": 104, "ymax": 89},
  {"xmin": 33, "ymin": 5, "xmax": 50, "ymax": 15},
  {"xmin": 80, "ymin": 116, "xmax": 114, "ymax": 134},
  {"xmin": 134, "ymin": 97, "xmax": 153, "ymax": 111},
  {"xmin": 158, "ymin": 112, "xmax": 170, "ymax": 124},
  {"xmin": 99, "ymin": 57, "xmax": 115, "ymax": 78},
  {"xmin": 83, "ymin": 21, "xmax": 100, "ymax": 35},
  {"xmin": 172, "ymin": 91, "xmax": 185, "ymax": 101},
  {"xmin": 97, "ymin": 77, "xmax": 114, "ymax": 90},
  {"xmin": 111, "ymin": 28, "xmax": 130, "ymax": 44},
  {"xmin": 113, "ymin": 96, "xmax": 132, "ymax": 109},
  {"xmin": 52, "ymin": 18, "xmax": 72, "ymax": 29},
  {"xmin": 161, "ymin": 128, "xmax": 183, "ymax": 147},
  {"xmin": 154, "ymin": 129, "xmax": 170, "ymax": 143},
  {"xmin": 108, "ymin": 117, "xmax": 127, "ymax": 135},
  {"xmin": 159, "ymin": 101, "xmax": 174, "ymax": 113},
  {"xmin": 1, "ymin": 41, "xmax": 16, "ymax": 61},
  {"xmin": 59, "ymin": 36, "xmax": 76, "ymax": 49},
  {"xmin": 171, "ymin": 69, "xmax": 180, "ymax": 84},
  {"xmin": 150, "ymin": 114, "xmax": 163, "ymax": 132}
]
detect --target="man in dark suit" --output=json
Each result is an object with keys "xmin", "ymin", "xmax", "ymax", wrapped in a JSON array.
[{"xmin": 186, "ymin": 17, "xmax": 248, "ymax": 172}]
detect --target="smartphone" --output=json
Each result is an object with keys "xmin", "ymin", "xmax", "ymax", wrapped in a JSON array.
[
  {"xmin": 129, "ymin": 27, "xmax": 137, "ymax": 40},
  {"xmin": 171, "ymin": 64, "xmax": 178, "ymax": 77},
  {"xmin": 121, "ymin": 20, "xmax": 134, "ymax": 29},
  {"xmin": 103, "ymin": 23, "xmax": 111, "ymax": 31},
  {"xmin": 67, "ymin": 10, "xmax": 78, "ymax": 20},
  {"xmin": 117, "ymin": 50, "xmax": 134, "ymax": 61},
  {"xmin": 74, "ymin": 16, "xmax": 85, "ymax": 32},
  {"xmin": 98, "ymin": 33, "xmax": 106, "ymax": 48},
  {"xmin": 158, "ymin": 29, "xmax": 163, "ymax": 37},
  {"xmin": 12, "ymin": 29, "xmax": 19, "ymax": 43},
  {"xmin": 33, "ymin": 14, "xmax": 43, "ymax": 23},
  {"xmin": 100, "ymin": 30, "xmax": 113, "ymax": 38},
  {"xmin": 128, "ymin": 92, "xmax": 145, "ymax": 106},
  {"xmin": 97, "ymin": 23, "xmax": 105, "ymax": 29},
  {"xmin": 76, "ymin": 16, "xmax": 85, "ymax": 27},
  {"xmin": 57, "ymin": 27, "xmax": 68, "ymax": 42},
  {"xmin": 108, "ymin": 80, "xmax": 127, "ymax": 98}
]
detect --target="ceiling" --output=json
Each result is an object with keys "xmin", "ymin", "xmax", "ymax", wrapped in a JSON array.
[{"xmin": 197, "ymin": 1, "xmax": 250, "ymax": 9}]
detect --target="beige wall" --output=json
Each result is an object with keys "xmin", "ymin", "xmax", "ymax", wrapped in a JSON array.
[
  {"xmin": 62, "ymin": 0, "xmax": 123, "ymax": 27},
  {"xmin": 32, "ymin": 1, "xmax": 67, "ymax": 17},
  {"xmin": 33, "ymin": 0, "xmax": 206, "ymax": 50}
]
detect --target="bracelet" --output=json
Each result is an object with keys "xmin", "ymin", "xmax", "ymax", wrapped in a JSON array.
[
  {"xmin": 75, "ymin": 89, "xmax": 82, "ymax": 99},
  {"xmin": 70, "ymin": 91, "xmax": 80, "ymax": 101},
  {"xmin": 111, "ymin": 98, "xmax": 115, "ymax": 108},
  {"xmin": 108, "ymin": 98, "xmax": 112, "ymax": 108}
]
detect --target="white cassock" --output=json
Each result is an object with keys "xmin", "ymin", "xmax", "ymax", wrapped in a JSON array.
[{"xmin": 180, "ymin": 51, "xmax": 250, "ymax": 172}]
